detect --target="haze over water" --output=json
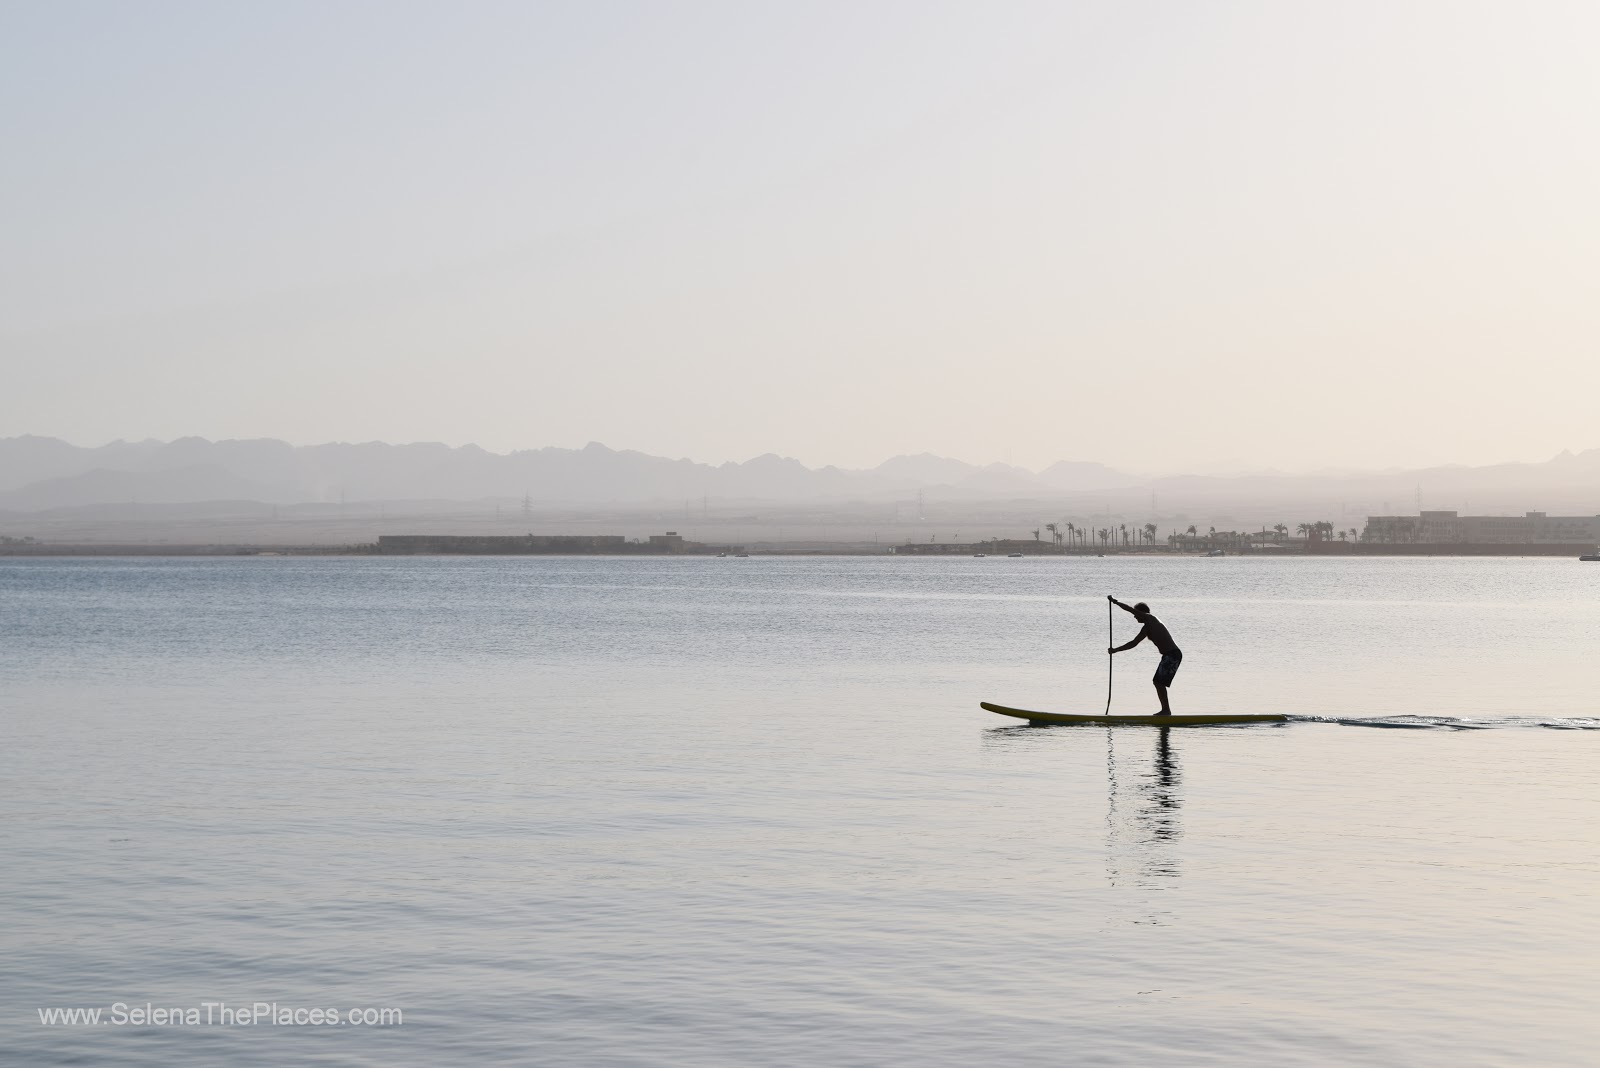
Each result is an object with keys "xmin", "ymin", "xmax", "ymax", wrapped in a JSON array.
[{"xmin": 5, "ymin": 555, "xmax": 1598, "ymax": 1066}]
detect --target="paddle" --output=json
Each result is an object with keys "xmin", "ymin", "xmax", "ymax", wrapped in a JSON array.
[{"xmin": 1105, "ymin": 595, "xmax": 1114, "ymax": 715}]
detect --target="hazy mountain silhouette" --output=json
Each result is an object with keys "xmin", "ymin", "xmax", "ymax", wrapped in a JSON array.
[
  {"xmin": 872, "ymin": 454, "xmax": 1135, "ymax": 493},
  {"xmin": 2, "ymin": 435, "xmax": 1599, "ymax": 514},
  {"xmin": 3, "ymin": 464, "xmax": 291, "ymax": 511},
  {"xmin": 873, "ymin": 453, "xmax": 988, "ymax": 485},
  {"xmin": 0, "ymin": 436, "xmax": 1034, "ymax": 508},
  {"xmin": 1036, "ymin": 460, "xmax": 1145, "ymax": 492}
]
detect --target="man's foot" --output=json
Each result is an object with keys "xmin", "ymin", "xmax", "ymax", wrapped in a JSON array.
[{"xmin": 1153, "ymin": 710, "xmax": 1172, "ymax": 717}]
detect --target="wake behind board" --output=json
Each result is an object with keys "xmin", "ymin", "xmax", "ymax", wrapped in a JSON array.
[{"xmin": 982, "ymin": 701, "xmax": 1286, "ymax": 726}]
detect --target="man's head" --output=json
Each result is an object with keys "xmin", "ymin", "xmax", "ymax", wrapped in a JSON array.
[{"xmin": 1132, "ymin": 602, "xmax": 1150, "ymax": 619}]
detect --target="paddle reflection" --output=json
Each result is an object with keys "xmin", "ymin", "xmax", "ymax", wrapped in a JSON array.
[{"xmin": 1105, "ymin": 727, "xmax": 1183, "ymax": 889}]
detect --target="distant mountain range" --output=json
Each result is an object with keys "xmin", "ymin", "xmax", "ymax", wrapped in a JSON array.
[
  {"xmin": 2, "ymin": 435, "xmax": 1599, "ymax": 515},
  {"xmin": 0, "ymin": 437, "xmax": 1138, "ymax": 510}
]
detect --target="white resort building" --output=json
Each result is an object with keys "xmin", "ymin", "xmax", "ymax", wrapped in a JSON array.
[{"xmin": 1362, "ymin": 510, "xmax": 1600, "ymax": 545}]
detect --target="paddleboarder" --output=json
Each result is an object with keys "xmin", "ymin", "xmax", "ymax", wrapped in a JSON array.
[{"xmin": 1107, "ymin": 597, "xmax": 1182, "ymax": 716}]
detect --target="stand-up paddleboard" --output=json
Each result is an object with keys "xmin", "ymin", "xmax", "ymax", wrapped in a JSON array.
[{"xmin": 982, "ymin": 701, "xmax": 1286, "ymax": 726}]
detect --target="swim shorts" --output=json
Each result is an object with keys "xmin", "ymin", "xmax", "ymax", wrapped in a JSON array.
[{"xmin": 1154, "ymin": 650, "xmax": 1183, "ymax": 688}]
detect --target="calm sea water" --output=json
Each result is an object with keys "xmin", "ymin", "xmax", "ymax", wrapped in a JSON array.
[{"xmin": 3, "ymin": 555, "xmax": 1598, "ymax": 1067}]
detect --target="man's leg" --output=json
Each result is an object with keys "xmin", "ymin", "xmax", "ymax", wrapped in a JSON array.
[{"xmin": 1152, "ymin": 652, "xmax": 1179, "ymax": 715}]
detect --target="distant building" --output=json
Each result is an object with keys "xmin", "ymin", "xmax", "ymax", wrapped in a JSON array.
[
  {"xmin": 1362, "ymin": 511, "xmax": 1600, "ymax": 545},
  {"xmin": 894, "ymin": 538, "xmax": 1091, "ymax": 555},
  {"xmin": 374, "ymin": 533, "xmax": 740, "ymax": 555},
  {"xmin": 377, "ymin": 534, "xmax": 628, "ymax": 554},
  {"xmin": 1167, "ymin": 529, "xmax": 1256, "ymax": 551}
]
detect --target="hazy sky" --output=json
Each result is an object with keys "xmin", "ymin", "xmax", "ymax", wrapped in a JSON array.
[{"xmin": 4, "ymin": 1, "xmax": 1599, "ymax": 474}]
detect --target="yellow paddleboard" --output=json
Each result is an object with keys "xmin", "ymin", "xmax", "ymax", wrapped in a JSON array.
[{"xmin": 982, "ymin": 701, "xmax": 1286, "ymax": 726}]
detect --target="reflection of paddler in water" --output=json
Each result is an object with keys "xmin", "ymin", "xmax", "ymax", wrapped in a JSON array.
[
  {"xmin": 1105, "ymin": 727, "xmax": 1183, "ymax": 887},
  {"xmin": 1144, "ymin": 728, "xmax": 1180, "ymax": 843},
  {"xmin": 1106, "ymin": 596, "xmax": 1182, "ymax": 715}
]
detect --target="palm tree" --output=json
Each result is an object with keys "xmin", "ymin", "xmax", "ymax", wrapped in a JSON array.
[
  {"xmin": 1186, "ymin": 524, "xmax": 1197, "ymax": 540},
  {"xmin": 1032, "ymin": 528, "xmax": 1041, "ymax": 542},
  {"xmin": 1144, "ymin": 522, "xmax": 1157, "ymax": 547},
  {"xmin": 1045, "ymin": 522, "xmax": 1058, "ymax": 549},
  {"xmin": 1296, "ymin": 522, "xmax": 1311, "ymax": 538},
  {"xmin": 1274, "ymin": 523, "xmax": 1288, "ymax": 542},
  {"xmin": 1066, "ymin": 522, "xmax": 1076, "ymax": 550}
]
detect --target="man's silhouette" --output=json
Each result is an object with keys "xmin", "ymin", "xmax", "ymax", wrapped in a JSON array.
[{"xmin": 1107, "ymin": 597, "xmax": 1182, "ymax": 716}]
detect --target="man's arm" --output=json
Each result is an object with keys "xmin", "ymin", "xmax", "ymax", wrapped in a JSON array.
[
  {"xmin": 1108, "ymin": 595, "xmax": 1137, "ymax": 617},
  {"xmin": 1109, "ymin": 626, "xmax": 1148, "ymax": 654}
]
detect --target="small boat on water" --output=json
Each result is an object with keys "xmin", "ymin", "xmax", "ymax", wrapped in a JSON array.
[
  {"xmin": 972, "ymin": 553, "xmax": 987, "ymax": 557},
  {"xmin": 1581, "ymin": 549, "xmax": 1600, "ymax": 561},
  {"xmin": 1206, "ymin": 549, "xmax": 1226, "ymax": 557},
  {"xmin": 1006, "ymin": 552, "xmax": 1024, "ymax": 558}
]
